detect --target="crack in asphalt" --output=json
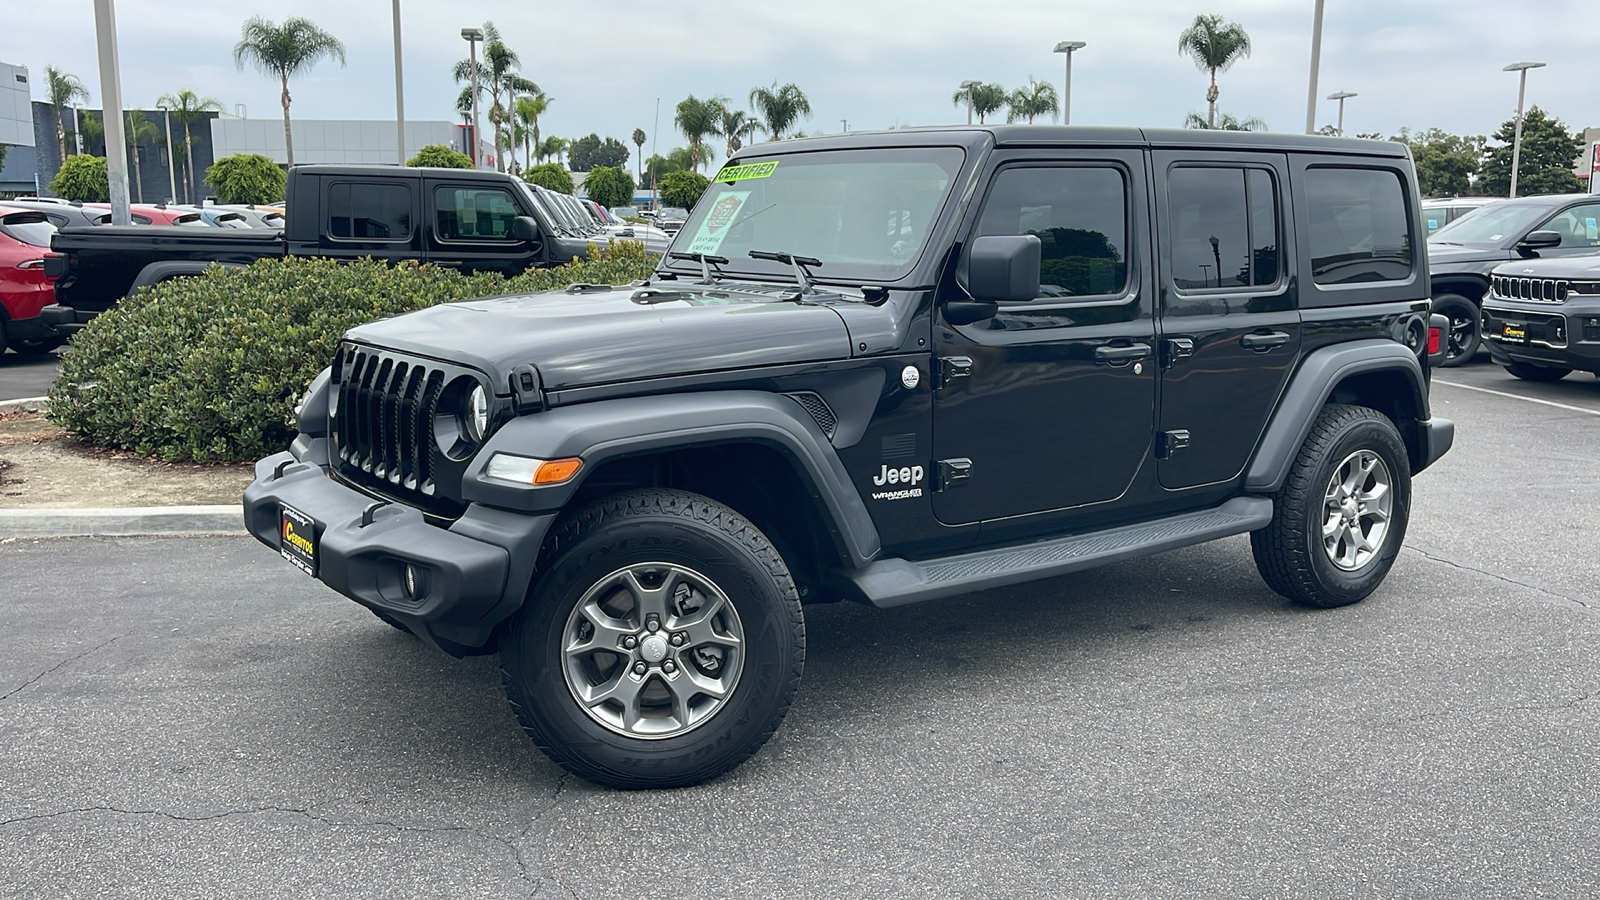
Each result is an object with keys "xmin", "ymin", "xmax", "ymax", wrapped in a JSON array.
[
  {"xmin": 1404, "ymin": 546, "xmax": 1594, "ymax": 611},
  {"xmin": 0, "ymin": 635, "xmax": 122, "ymax": 702},
  {"xmin": 518, "ymin": 773, "xmax": 575, "ymax": 900}
]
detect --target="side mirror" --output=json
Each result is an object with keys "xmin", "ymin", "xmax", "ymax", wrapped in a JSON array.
[
  {"xmin": 511, "ymin": 215, "xmax": 541, "ymax": 242},
  {"xmin": 1517, "ymin": 230, "xmax": 1562, "ymax": 253},
  {"xmin": 968, "ymin": 234, "xmax": 1041, "ymax": 301}
]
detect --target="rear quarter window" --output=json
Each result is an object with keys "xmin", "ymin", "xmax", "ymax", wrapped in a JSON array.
[{"xmin": 1306, "ymin": 167, "xmax": 1414, "ymax": 286}]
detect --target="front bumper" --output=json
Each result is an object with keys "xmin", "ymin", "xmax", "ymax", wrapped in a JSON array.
[
  {"xmin": 1481, "ymin": 296, "xmax": 1600, "ymax": 373},
  {"xmin": 243, "ymin": 444, "xmax": 556, "ymax": 654}
]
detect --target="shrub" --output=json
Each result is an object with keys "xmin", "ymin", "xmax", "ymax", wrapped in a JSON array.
[
  {"xmin": 525, "ymin": 163, "xmax": 575, "ymax": 194},
  {"xmin": 49, "ymin": 154, "xmax": 109, "ymax": 202},
  {"xmin": 48, "ymin": 242, "xmax": 659, "ymax": 463},
  {"xmin": 408, "ymin": 144, "xmax": 474, "ymax": 169},
  {"xmin": 204, "ymin": 153, "xmax": 286, "ymax": 205},
  {"xmin": 659, "ymin": 171, "xmax": 709, "ymax": 210},
  {"xmin": 584, "ymin": 165, "xmax": 635, "ymax": 209}
]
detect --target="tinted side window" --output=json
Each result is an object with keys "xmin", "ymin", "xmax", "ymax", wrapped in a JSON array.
[
  {"xmin": 434, "ymin": 186, "xmax": 520, "ymax": 242},
  {"xmin": 328, "ymin": 182, "xmax": 412, "ymax": 241},
  {"xmin": 1536, "ymin": 202, "xmax": 1600, "ymax": 248},
  {"xmin": 975, "ymin": 166, "xmax": 1127, "ymax": 298},
  {"xmin": 1306, "ymin": 167, "xmax": 1412, "ymax": 285},
  {"xmin": 1168, "ymin": 167, "xmax": 1280, "ymax": 291}
]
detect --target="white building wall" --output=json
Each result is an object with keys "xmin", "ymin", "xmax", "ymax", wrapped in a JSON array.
[
  {"xmin": 210, "ymin": 118, "xmax": 459, "ymax": 165},
  {"xmin": 0, "ymin": 61, "xmax": 35, "ymax": 148}
]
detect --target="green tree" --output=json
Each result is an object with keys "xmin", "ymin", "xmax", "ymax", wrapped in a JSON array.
[
  {"xmin": 408, "ymin": 144, "xmax": 474, "ymax": 169},
  {"xmin": 526, "ymin": 162, "xmax": 574, "ymax": 194},
  {"xmin": 124, "ymin": 111, "xmax": 163, "ymax": 203},
  {"xmin": 0, "ymin": 144, "xmax": 9, "ymax": 172},
  {"xmin": 659, "ymin": 170, "xmax": 710, "ymax": 210},
  {"xmin": 584, "ymin": 166, "xmax": 635, "ymax": 209},
  {"xmin": 1391, "ymin": 127, "xmax": 1485, "ymax": 197},
  {"xmin": 632, "ymin": 128, "xmax": 647, "ymax": 184},
  {"xmin": 1177, "ymin": 14, "xmax": 1252, "ymax": 130},
  {"xmin": 718, "ymin": 107, "xmax": 760, "ymax": 158},
  {"xmin": 1006, "ymin": 78, "xmax": 1060, "ymax": 124},
  {"xmin": 156, "ymin": 89, "xmax": 222, "ymax": 204},
  {"xmin": 1477, "ymin": 107, "xmax": 1584, "ymax": 197},
  {"xmin": 49, "ymin": 153, "xmax": 109, "ymax": 202},
  {"xmin": 748, "ymin": 82, "xmax": 812, "ymax": 141},
  {"xmin": 569, "ymin": 133, "xmax": 630, "ymax": 172},
  {"xmin": 44, "ymin": 65, "xmax": 90, "ymax": 166},
  {"xmin": 204, "ymin": 153, "xmax": 286, "ymax": 204},
  {"xmin": 452, "ymin": 24, "xmax": 535, "ymax": 173},
  {"xmin": 536, "ymin": 135, "xmax": 569, "ymax": 164},
  {"xmin": 233, "ymin": 16, "xmax": 345, "ymax": 169},
  {"xmin": 645, "ymin": 147, "xmax": 694, "ymax": 183},
  {"xmin": 1183, "ymin": 111, "xmax": 1266, "ymax": 131},
  {"xmin": 515, "ymin": 92, "xmax": 549, "ymax": 172},
  {"xmin": 675, "ymin": 95, "xmax": 727, "ymax": 172},
  {"xmin": 951, "ymin": 83, "xmax": 1006, "ymax": 124}
]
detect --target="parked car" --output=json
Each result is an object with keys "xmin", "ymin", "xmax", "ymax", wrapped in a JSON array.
[
  {"xmin": 167, "ymin": 206, "xmax": 256, "ymax": 229},
  {"xmin": 0, "ymin": 206, "xmax": 63, "ymax": 355},
  {"xmin": 1419, "ymin": 197, "xmax": 1498, "ymax": 234},
  {"xmin": 610, "ymin": 205, "xmax": 641, "ymax": 220},
  {"xmin": 1, "ymin": 199, "xmax": 108, "ymax": 230},
  {"xmin": 83, "ymin": 203, "xmax": 204, "ymax": 226},
  {"xmin": 208, "ymin": 204, "xmax": 285, "ymax": 229},
  {"xmin": 655, "ymin": 206, "xmax": 689, "ymax": 233},
  {"xmin": 1481, "ymin": 257, "xmax": 1600, "ymax": 381},
  {"xmin": 1426, "ymin": 193, "xmax": 1600, "ymax": 365}
]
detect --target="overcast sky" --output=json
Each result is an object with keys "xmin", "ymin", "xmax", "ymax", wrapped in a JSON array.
[{"xmin": 4, "ymin": 0, "xmax": 1593, "ymax": 165}]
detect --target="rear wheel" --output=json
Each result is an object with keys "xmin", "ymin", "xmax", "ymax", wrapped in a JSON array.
[
  {"xmin": 1503, "ymin": 361, "xmax": 1571, "ymax": 382},
  {"xmin": 500, "ymin": 489, "xmax": 804, "ymax": 789},
  {"xmin": 1431, "ymin": 293, "xmax": 1479, "ymax": 367}
]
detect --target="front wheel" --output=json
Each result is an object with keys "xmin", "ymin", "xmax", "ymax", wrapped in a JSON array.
[
  {"xmin": 1431, "ymin": 293, "xmax": 1480, "ymax": 367},
  {"xmin": 500, "ymin": 489, "xmax": 804, "ymax": 789},
  {"xmin": 1252, "ymin": 404, "xmax": 1412, "ymax": 608},
  {"xmin": 1503, "ymin": 361, "xmax": 1571, "ymax": 382}
]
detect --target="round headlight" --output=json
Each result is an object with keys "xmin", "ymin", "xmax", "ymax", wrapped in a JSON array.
[{"xmin": 465, "ymin": 385, "xmax": 489, "ymax": 442}]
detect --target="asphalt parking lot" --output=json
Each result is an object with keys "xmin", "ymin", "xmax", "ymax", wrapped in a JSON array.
[
  {"xmin": 0, "ymin": 348, "xmax": 63, "ymax": 402},
  {"xmin": 2, "ymin": 360, "xmax": 1598, "ymax": 898}
]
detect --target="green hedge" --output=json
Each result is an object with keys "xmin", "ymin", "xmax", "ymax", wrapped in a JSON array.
[{"xmin": 48, "ymin": 241, "xmax": 658, "ymax": 463}]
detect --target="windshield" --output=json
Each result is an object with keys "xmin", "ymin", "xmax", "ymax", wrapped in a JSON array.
[
  {"xmin": 666, "ymin": 147, "xmax": 965, "ymax": 282},
  {"xmin": 1429, "ymin": 202, "xmax": 1547, "ymax": 246}
]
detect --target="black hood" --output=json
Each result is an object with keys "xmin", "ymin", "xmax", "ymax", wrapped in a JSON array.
[
  {"xmin": 344, "ymin": 284, "xmax": 857, "ymax": 392},
  {"xmin": 1425, "ymin": 241, "xmax": 1510, "ymax": 270},
  {"xmin": 1491, "ymin": 257, "xmax": 1600, "ymax": 279}
]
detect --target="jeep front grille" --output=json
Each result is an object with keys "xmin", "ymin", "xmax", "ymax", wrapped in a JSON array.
[{"xmin": 1491, "ymin": 276, "xmax": 1572, "ymax": 303}]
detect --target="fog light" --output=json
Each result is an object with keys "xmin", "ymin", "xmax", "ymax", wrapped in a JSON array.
[{"xmin": 403, "ymin": 564, "xmax": 426, "ymax": 599}]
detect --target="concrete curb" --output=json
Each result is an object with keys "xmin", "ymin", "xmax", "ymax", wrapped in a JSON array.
[
  {"xmin": 0, "ymin": 505, "xmax": 246, "ymax": 538},
  {"xmin": 0, "ymin": 396, "xmax": 49, "ymax": 414}
]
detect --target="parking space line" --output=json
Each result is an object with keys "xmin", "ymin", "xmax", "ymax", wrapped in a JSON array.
[{"xmin": 1433, "ymin": 379, "xmax": 1600, "ymax": 417}]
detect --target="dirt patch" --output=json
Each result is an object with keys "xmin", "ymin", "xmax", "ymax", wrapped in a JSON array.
[{"xmin": 0, "ymin": 411, "xmax": 254, "ymax": 509}]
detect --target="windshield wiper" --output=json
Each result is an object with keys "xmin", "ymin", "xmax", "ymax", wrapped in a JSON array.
[
  {"xmin": 669, "ymin": 252, "xmax": 729, "ymax": 284},
  {"xmin": 749, "ymin": 250, "xmax": 822, "ymax": 294}
]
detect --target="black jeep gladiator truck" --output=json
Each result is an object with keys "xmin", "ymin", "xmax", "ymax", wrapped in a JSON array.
[
  {"xmin": 1481, "ymin": 256, "xmax": 1600, "ymax": 381},
  {"xmin": 244, "ymin": 126, "xmax": 1454, "ymax": 789},
  {"xmin": 40, "ymin": 165, "xmax": 603, "ymax": 332}
]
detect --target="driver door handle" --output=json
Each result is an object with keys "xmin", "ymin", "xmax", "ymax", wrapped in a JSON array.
[
  {"xmin": 1094, "ymin": 342, "xmax": 1152, "ymax": 365},
  {"xmin": 1240, "ymin": 331, "xmax": 1290, "ymax": 351}
]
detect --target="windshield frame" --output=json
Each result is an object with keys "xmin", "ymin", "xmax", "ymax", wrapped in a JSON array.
[
  {"xmin": 659, "ymin": 144, "xmax": 969, "ymax": 285},
  {"xmin": 1428, "ymin": 201, "xmax": 1550, "ymax": 247}
]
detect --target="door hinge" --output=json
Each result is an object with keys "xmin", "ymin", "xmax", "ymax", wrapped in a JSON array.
[
  {"xmin": 1156, "ymin": 430, "xmax": 1191, "ymax": 459},
  {"xmin": 936, "ymin": 457, "xmax": 973, "ymax": 491},
  {"xmin": 1162, "ymin": 337, "xmax": 1195, "ymax": 368},
  {"xmin": 937, "ymin": 356, "xmax": 973, "ymax": 388}
]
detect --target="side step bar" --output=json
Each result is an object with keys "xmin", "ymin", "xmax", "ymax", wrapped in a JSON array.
[{"xmin": 850, "ymin": 497, "xmax": 1274, "ymax": 608}]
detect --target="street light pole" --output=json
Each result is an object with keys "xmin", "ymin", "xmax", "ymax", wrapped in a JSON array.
[
  {"xmin": 1053, "ymin": 41, "xmax": 1086, "ymax": 125},
  {"xmin": 461, "ymin": 27, "xmax": 485, "ymax": 169},
  {"xmin": 92, "ymin": 0, "xmax": 131, "ymax": 225},
  {"xmin": 959, "ymin": 79, "xmax": 981, "ymax": 125},
  {"xmin": 1327, "ymin": 90, "xmax": 1356, "ymax": 136},
  {"xmin": 1304, "ymin": 0, "xmax": 1326, "ymax": 134},
  {"xmin": 392, "ymin": 0, "xmax": 406, "ymax": 166},
  {"xmin": 1504, "ymin": 61, "xmax": 1546, "ymax": 199},
  {"xmin": 158, "ymin": 104, "xmax": 175, "ymax": 204},
  {"xmin": 840, "ymin": 119, "xmax": 848, "ymax": 133}
]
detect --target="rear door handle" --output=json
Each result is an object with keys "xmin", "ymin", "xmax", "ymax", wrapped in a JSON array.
[
  {"xmin": 1240, "ymin": 331, "xmax": 1290, "ymax": 351},
  {"xmin": 1094, "ymin": 342, "xmax": 1152, "ymax": 365}
]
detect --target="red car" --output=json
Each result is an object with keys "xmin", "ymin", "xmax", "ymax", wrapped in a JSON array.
[
  {"xmin": 0, "ymin": 205, "xmax": 64, "ymax": 356},
  {"xmin": 84, "ymin": 203, "xmax": 204, "ymax": 226}
]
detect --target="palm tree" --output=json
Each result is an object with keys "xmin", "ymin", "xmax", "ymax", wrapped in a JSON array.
[
  {"xmin": 125, "ymin": 111, "xmax": 162, "ymax": 203},
  {"xmin": 1177, "ymin": 14, "xmax": 1252, "ymax": 130},
  {"xmin": 1183, "ymin": 111, "xmax": 1267, "ymax": 132},
  {"xmin": 748, "ymin": 82, "xmax": 812, "ymax": 141},
  {"xmin": 632, "ymin": 128, "xmax": 647, "ymax": 185},
  {"xmin": 233, "ymin": 16, "xmax": 346, "ymax": 168},
  {"xmin": 536, "ymin": 135, "xmax": 568, "ymax": 165},
  {"xmin": 719, "ymin": 108, "xmax": 760, "ymax": 158},
  {"xmin": 675, "ymin": 95, "xmax": 727, "ymax": 172},
  {"xmin": 452, "ymin": 29, "xmax": 529, "ymax": 172},
  {"xmin": 44, "ymin": 65, "xmax": 89, "ymax": 166},
  {"xmin": 156, "ymin": 89, "xmax": 222, "ymax": 203},
  {"xmin": 515, "ymin": 92, "xmax": 550, "ymax": 173},
  {"xmin": 950, "ymin": 83, "xmax": 1007, "ymax": 125},
  {"xmin": 1005, "ymin": 78, "xmax": 1060, "ymax": 125}
]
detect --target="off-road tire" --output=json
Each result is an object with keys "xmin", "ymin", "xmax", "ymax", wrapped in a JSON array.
[
  {"xmin": 1432, "ymin": 293, "xmax": 1479, "ymax": 367},
  {"xmin": 1252, "ymin": 404, "xmax": 1411, "ymax": 608},
  {"xmin": 500, "ymin": 488, "xmax": 804, "ymax": 789},
  {"xmin": 1503, "ymin": 361, "xmax": 1571, "ymax": 382}
]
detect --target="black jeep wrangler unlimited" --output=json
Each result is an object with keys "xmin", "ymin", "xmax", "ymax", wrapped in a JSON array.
[{"xmin": 245, "ymin": 127, "xmax": 1454, "ymax": 788}]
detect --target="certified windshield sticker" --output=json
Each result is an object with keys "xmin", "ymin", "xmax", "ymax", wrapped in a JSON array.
[
  {"xmin": 714, "ymin": 161, "xmax": 779, "ymax": 182},
  {"xmin": 683, "ymin": 190, "xmax": 750, "ymax": 255}
]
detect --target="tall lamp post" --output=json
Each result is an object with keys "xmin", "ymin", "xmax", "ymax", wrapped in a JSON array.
[
  {"xmin": 1052, "ymin": 41, "xmax": 1086, "ymax": 125},
  {"xmin": 1304, "ymin": 0, "xmax": 1326, "ymax": 134},
  {"xmin": 1327, "ymin": 90, "xmax": 1356, "ymax": 135},
  {"xmin": 461, "ymin": 27, "xmax": 485, "ymax": 168},
  {"xmin": 157, "ymin": 103, "xmax": 175, "ymax": 204},
  {"xmin": 959, "ymin": 79, "xmax": 980, "ymax": 125},
  {"xmin": 1504, "ymin": 61, "xmax": 1546, "ymax": 199},
  {"xmin": 392, "ymin": 0, "xmax": 406, "ymax": 166}
]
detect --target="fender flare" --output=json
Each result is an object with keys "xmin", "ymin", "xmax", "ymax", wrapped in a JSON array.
[
  {"xmin": 459, "ymin": 390, "xmax": 883, "ymax": 568},
  {"xmin": 128, "ymin": 260, "xmax": 246, "ymax": 298},
  {"xmin": 1245, "ymin": 340, "xmax": 1430, "ymax": 493}
]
